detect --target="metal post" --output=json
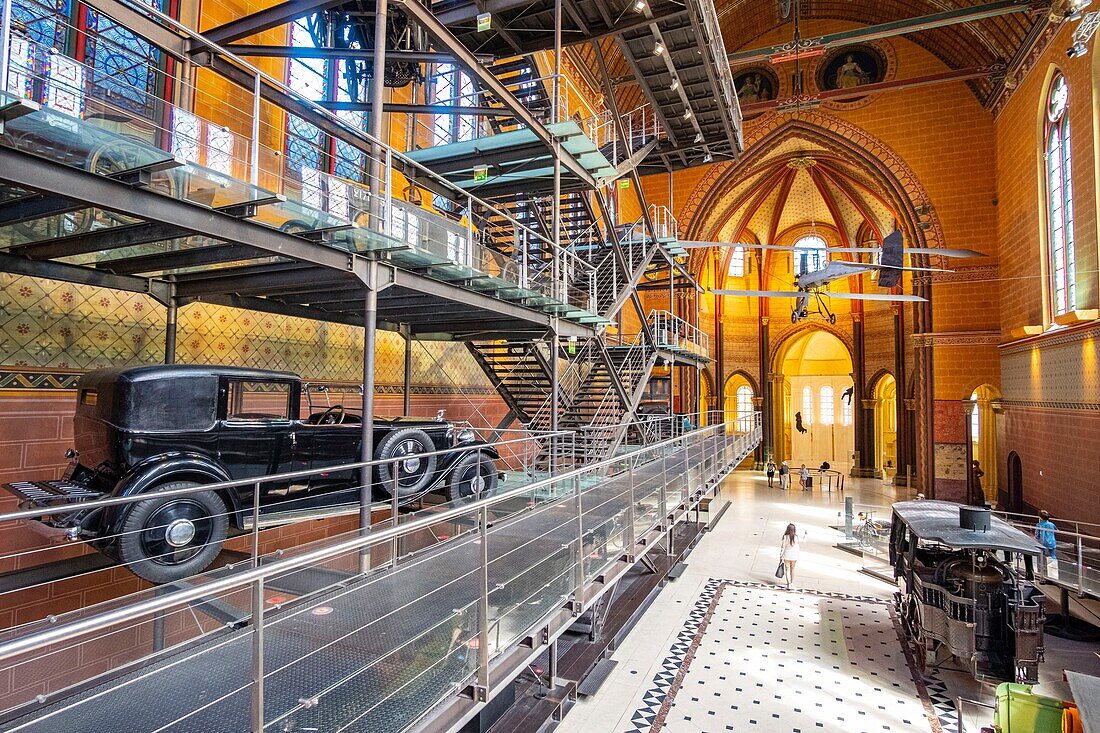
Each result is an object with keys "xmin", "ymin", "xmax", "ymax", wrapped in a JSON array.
[
  {"xmin": 368, "ymin": 0, "xmax": 389, "ymax": 222},
  {"xmin": 844, "ymin": 496, "xmax": 854, "ymax": 540},
  {"xmin": 1077, "ymin": 535, "xmax": 1085, "ymax": 595},
  {"xmin": 383, "ymin": 148, "xmax": 393, "ymax": 233},
  {"xmin": 391, "ymin": 469, "xmax": 400, "ymax": 566},
  {"xmin": 476, "ymin": 505, "xmax": 490, "ymax": 700},
  {"xmin": 250, "ymin": 481, "xmax": 264, "ymax": 733},
  {"xmin": 550, "ymin": 325, "xmax": 560, "ymax": 433},
  {"xmin": 360, "ymin": 267, "xmax": 378, "ymax": 573},
  {"xmin": 626, "ymin": 463, "xmax": 636, "ymax": 559},
  {"xmin": 402, "ymin": 325, "xmax": 412, "ymax": 417},
  {"xmin": 164, "ymin": 298, "xmax": 177, "ymax": 365},
  {"xmin": 0, "ymin": 0, "xmax": 13, "ymax": 94},
  {"xmin": 573, "ymin": 472, "xmax": 584, "ymax": 613},
  {"xmin": 250, "ymin": 73, "xmax": 261, "ymax": 186}
]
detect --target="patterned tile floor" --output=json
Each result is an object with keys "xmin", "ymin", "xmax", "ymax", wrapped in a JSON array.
[{"xmin": 556, "ymin": 472, "xmax": 1100, "ymax": 733}]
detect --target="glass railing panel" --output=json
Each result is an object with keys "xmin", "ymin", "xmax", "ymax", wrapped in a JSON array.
[
  {"xmin": 264, "ymin": 530, "xmax": 481, "ymax": 733},
  {"xmin": 486, "ymin": 498, "xmax": 578, "ymax": 655},
  {"xmin": 580, "ymin": 468, "xmax": 631, "ymax": 580}
]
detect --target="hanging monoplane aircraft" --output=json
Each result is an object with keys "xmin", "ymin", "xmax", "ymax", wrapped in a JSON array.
[{"xmin": 680, "ymin": 231, "xmax": 986, "ymax": 323}]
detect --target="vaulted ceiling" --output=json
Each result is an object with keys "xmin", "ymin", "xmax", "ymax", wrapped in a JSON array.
[{"xmin": 570, "ymin": 0, "xmax": 1049, "ymax": 115}]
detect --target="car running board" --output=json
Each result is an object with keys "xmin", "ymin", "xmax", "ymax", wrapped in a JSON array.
[{"xmin": 241, "ymin": 502, "xmax": 365, "ymax": 529}]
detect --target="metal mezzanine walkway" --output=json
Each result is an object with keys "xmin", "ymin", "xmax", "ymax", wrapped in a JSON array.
[
  {"xmin": 0, "ymin": 427, "xmax": 759, "ymax": 733},
  {"xmin": 0, "ymin": 83, "xmax": 603, "ymax": 340}
]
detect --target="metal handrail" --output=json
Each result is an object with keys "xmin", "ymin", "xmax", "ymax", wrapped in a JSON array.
[
  {"xmin": 0, "ymin": 420, "xmax": 751, "ymax": 664},
  {"xmin": 0, "ymin": 429, "xmax": 575, "ymax": 524}
]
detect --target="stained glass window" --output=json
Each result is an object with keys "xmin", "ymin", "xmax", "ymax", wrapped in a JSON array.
[
  {"xmin": 10, "ymin": 0, "xmax": 69, "ymax": 51},
  {"xmin": 286, "ymin": 16, "xmax": 327, "ymax": 175},
  {"xmin": 1044, "ymin": 73, "xmax": 1077, "ymax": 317},
  {"xmin": 82, "ymin": 0, "xmax": 165, "ymax": 119},
  {"xmin": 794, "ymin": 234, "xmax": 827, "ymax": 276}
]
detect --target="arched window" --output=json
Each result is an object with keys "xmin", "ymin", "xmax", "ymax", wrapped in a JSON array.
[
  {"xmin": 1044, "ymin": 73, "xmax": 1077, "ymax": 316},
  {"xmin": 819, "ymin": 385, "xmax": 834, "ymax": 425},
  {"xmin": 736, "ymin": 385, "xmax": 753, "ymax": 421},
  {"xmin": 794, "ymin": 234, "xmax": 828, "ymax": 276},
  {"xmin": 801, "ymin": 386, "xmax": 813, "ymax": 425},
  {"xmin": 841, "ymin": 388, "xmax": 853, "ymax": 426},
  {"xmin": 727, "ymin": 246, "xmax": 745, "ymax": 277}
]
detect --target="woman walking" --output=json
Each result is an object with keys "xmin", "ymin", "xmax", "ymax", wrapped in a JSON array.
[
  {"xmin": 779, "ymin": 523, "xmax": 800, "ymax": 589},
  {"xmin": 766, "ymin": 458, "xmax": 777, "ymax": 488}
]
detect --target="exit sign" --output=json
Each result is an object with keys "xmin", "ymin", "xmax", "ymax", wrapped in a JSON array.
[
  {"xmin": 618, "ymin": 179, "xmax": 630, "ymax": 189},
  {"xmin": 473, "ymin": 165, "xmax": 489, "ymax": 182},
  {"xmin": 477, "ymin": 12, "xmax": 491, "ymax": 31}
]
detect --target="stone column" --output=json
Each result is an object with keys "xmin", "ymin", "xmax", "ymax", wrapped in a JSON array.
[
  {"xmin": 893, "ymin": 305, "xmax": 911, "ymax": 487},
  {"xmin": 850, "ymin": 313, "xmax": 874, "ymax": 477},
  {"xmin": 758, "ymin": 316, "xmax": 771, "ymax": 465}
]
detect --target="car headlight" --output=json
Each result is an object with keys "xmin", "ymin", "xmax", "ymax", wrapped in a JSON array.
[{"xmin": 457, "ymin": 427, "xmax": 475, "ymax": 443}]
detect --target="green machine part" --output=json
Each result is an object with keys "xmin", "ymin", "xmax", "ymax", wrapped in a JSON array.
[{"xmin": 994, "ymin": 683, "xmax": 1066, "ymax": 733}]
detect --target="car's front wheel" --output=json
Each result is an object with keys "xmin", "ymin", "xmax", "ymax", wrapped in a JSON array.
[
  {"xmin": 445, "ymin": 451, "xmax": 498, "ymax": 505},
  {"xmin": 117, "ymin": 481, "xmax": 229, "ymax": 583}
]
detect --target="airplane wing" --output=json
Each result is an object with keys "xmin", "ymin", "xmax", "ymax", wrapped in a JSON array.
[
  {"xmin": 680, "ymin": 241, "xmax": 798, "ymax": 251},
  {"xmin": 711, "ymin": 289, "xmax": 926, "ymax": 302},
  {"xmin": 849, "ymin": 244, "xmax": 987, "ymax": 258},
  {"xmin": 711, "ymin": 289, "xmax": 806, "ymax": 298},
  {"xmin": 825, "ymin": 292, "xmax": 927, "ymax": 302}
]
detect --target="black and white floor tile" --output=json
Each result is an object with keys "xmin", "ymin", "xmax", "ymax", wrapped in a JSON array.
[{"xmin": 625, "ymin": 580, "xmax": 939, "ymax": 733}]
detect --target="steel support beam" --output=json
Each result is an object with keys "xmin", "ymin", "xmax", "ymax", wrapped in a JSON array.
[
  {"xmin": 185, "ymin": 292, "xmax": 366, "ymax": 327},
  {"xmin": 317, "ymin": 101, "xmax": 516, "ymax": 116},
  {"xmin": 395, "ymin": 0, "xmax": 600, "ymax": 190},
  {"xmin": 227, "ymin": 44, "xmax": 494, "ymax": 64},
  {"xmin": 199, "ymin": 0, "xmax": 348, "ymax": 46},
  {"xmin": 0, "ymin": 146, "xmax": 365, "ymax": 278},
  {"xmin": 0, "ymin": 251, "xmax": 171, "ymax": 302},
  {"xmin": 11, "ymin": 221, "xmax": 186, "ymax": 260},
  {"xmin": 727, "ymin": 0, "xmax": 1038, "ymax": 67},
  {"xmin": 99, "ymin": 244, "xmax": 266, "ymax": 275}
]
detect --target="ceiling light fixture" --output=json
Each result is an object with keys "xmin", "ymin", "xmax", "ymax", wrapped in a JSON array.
[
  {"xmin": 693, "ymin": 132, "xmax": 703, "ymax": 142},
  {"xmin": 670, "ymin": 79, "xmax": 679, "ymax": 91},
  {"xmin": 683, "ymin": 109, "xmax": 693, "ymax": 119},
  {"xmin": 653, "ymin": 41, "xmax": 665, "ymax": 56},
  {"xmin": 703, "ymin": 152, "xmax": 713, "ymax": 163},
  {"xmin": 634, "ymin": 0, "xmax": 647, "ymax": 12}
]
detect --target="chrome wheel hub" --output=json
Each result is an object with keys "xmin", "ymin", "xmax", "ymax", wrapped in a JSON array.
[{"xmin": 165, "ymin": 518, "xmax": 197, "ymax": 548}]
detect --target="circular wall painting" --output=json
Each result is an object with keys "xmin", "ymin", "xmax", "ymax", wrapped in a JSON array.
[
  {"xmin": 814, "ymin": 43, "xmax": 890, "ymax": 107},
  {"xmin": 733, "ymin": 65, "xmax": 780, "ymax": 119}
]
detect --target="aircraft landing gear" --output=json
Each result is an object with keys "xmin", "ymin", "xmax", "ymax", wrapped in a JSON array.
[
  {"xmin": 829, "ymin": 313, "xmax": 837, "ymax": 325},
  {"xmin": 791, "ymin": 311, "xmax": 799, "ymax": 323}
]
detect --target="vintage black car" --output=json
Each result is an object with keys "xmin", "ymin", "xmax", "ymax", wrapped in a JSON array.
[{"xmin": 3, "ymin": 365, "xmax": 500, "ymax": 583}]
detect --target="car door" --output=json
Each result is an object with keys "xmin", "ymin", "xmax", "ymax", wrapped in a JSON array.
[{"xmin": 217, "ymin": 378, "xmax": 299, "ymax": 508}]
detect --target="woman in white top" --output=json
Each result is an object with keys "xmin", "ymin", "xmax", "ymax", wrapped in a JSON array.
[{"xmin": 780, "ymin": 523, "xmax": 801, "ymax": 588}]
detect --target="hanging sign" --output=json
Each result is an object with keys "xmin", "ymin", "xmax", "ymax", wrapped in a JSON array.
[
  {"xmin": 473, "ymin": 165, "xmax": 489, "ymax": 182},
  {"xmin": 618, "ymin": 178, "xmax": 631, "ymax": 189},
  {"xmin": 477, "ymin": 12, "xmax": 492, "ymax": 31}
]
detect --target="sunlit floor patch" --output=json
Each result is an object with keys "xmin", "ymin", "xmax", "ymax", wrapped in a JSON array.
[{"xmin": 625, "ymin": 580, "xmax": 937, "ymax": 733}]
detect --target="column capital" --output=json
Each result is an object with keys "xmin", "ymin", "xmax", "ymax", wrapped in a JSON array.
[
  {"xmin": 760, "ymin": 316, "xmax": 771, "ymax": 326},
  {"xmin": 851, "ymin": 312, "xmax": 863, "ymax": 324},
  {"xmin": 861, "ymin": 399, "xmax": 877, "ymax": 410}
]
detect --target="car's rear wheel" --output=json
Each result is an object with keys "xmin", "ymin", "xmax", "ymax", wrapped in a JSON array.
[
  {"xmin": 117, "ymin": 481, "xmax": 229, "ymax": 584},
  {"xmin": 445, "ymin": 451, "xmax": 498, "ymax": 504},
  {"xmin": 375, "ymin": 427, "xmax": 438, "ymax": 498}
]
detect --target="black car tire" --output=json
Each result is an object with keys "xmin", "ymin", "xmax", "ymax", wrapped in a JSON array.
[
  {"xmin": 375, "ymin": 427, "xmax": 439, "ymax": 497},
  {"xmin": 445, "ymin": 451, "xmax": 498, "ymax": 504},
  {"xmin": 117, "ymin": 481, "xmax": 229, "ymax": 584}
]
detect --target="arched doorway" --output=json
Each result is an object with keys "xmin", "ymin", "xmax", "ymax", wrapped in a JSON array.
[
  {"xmin": 970, "ymin": 384, "xmax": 1000, "ymax": 503},
  {"xmin": 872, "ymin": 374, "xmax": 898, "ymax": 479},
  {"xmin": 776, "ymin": 329, "xmax": 854, "ymax": 471},
  {"xmin": 1005, "ymin": 452, "xmax": 1023, "ymax": 513}
]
